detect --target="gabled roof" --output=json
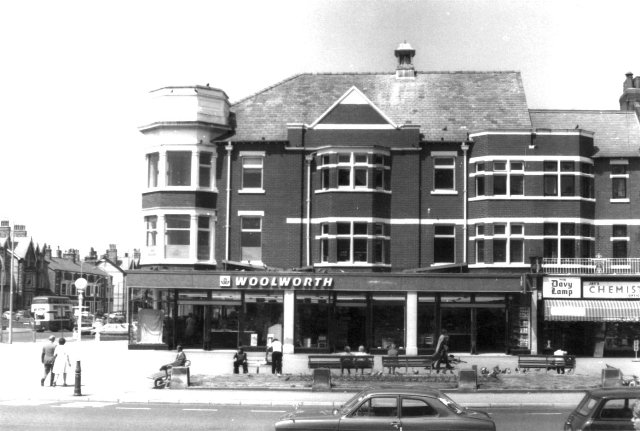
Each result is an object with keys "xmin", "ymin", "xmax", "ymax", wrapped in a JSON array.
[
  {"xmin": 529, "ymin": 110, "xmax": 640, "ymax": 157},
  {"xmin": 231, "ymin": 71, "xmax": 532, "ymax": 142},
  {"xmin": 47, "ymin": 257, "xmax": 108, "ymax": 276}
]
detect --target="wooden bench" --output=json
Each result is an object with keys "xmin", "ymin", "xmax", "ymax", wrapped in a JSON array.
[
  {"xmin": 517, "ymin": 355, "xmax": 576, "ymax": 374},
  {"xmin": 308, "ymin": 354, "xmax": 374, "ymax": 374},
  {"xmin": 150, "ymin": 359, "xmax": 191, "ymax": 389},
  {"xmin": 382, "ymin": 355, "xmax": 435, "ymax": 374},
  {"xmin": 247, "ymin": 356, "xmax": 271, "ymax": 374}
]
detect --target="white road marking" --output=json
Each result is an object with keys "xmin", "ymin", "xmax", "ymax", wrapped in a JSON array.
[
  {"xmin": 526, "ymin": 412, "xmax": 563, "ymax": 415},
  {"xmin": 116, "ymin": 407, "xmax": 151, "ymax": 410},
  {"xmin": 54, "ymin": 402, "xmax": 115, "ymax": 408},
  {"xmin": 182, "ymin": 408, "xmax": 218, "ymax": 411}
]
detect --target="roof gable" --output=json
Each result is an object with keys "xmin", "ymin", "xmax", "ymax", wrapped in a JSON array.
[{"xmin": 311, "ymin": 86, "xmax": 397, "ymax": 128}]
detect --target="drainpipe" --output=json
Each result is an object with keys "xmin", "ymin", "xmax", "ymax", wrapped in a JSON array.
[
  {"xmin": 305, "ymin": 153, "xmax": 315, "ymax": 267},
  {"xmin": 460, "ymin": 142, "xmax": 470, "ymax": 264},
  {"xmin": 225, "ymin": 142, "xmax": 233, "ymax": 262}
]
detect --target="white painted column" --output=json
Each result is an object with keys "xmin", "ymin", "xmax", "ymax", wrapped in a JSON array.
[
  {"xmin": 530, "ymin": 290, "xmax": 538, "ymax": 354},
  {"xmin": 406, "ymin": 291, "xmax": 418, "ymax": 355},
  {"xmin": 157, "ymin": 214, "xmax": 166, "ymax": 259},
  {"xmin": 158, "ymin": 151, "xmax": 167, "ymax": 188},
  {"xmin": 189, "ymin": 214, "xmax": 198, "ymax": 261},
  {"xmin": 191, "ymin": 150, "xmax": 199, "ymax": 187},
  {"xmin": 283, "ymin": 290, "xmax": 295, "ymax": 354}
]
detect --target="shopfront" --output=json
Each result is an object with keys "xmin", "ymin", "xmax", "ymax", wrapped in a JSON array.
[
  {"xmin": 125, "ymin": 270, "xmax": 527, "ymax": 355},
  {"xmin": 541, "ymin": 276, "xmax": 640, "ymax": 357}
]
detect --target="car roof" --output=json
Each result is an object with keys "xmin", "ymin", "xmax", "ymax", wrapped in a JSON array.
[
  {"xmin": 585, "ymin": 388, "xmax": 640, "ymax": 398},
  {"xmin": 359, "ymin": 385, "xmax": 444, "ymax": 397}
]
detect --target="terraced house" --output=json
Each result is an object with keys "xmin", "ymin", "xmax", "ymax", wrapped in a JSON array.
[{"xmin": 126, "ymin": 43, "xmax": 640, "ymax": 358}]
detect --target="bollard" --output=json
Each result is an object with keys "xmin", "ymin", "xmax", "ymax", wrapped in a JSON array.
[{"xmin": 74, "ymin": 360, "xmax": 82, "ymax": 396}]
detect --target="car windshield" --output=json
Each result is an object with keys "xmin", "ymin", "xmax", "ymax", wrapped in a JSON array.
[
  {"xmin": 339, "ymin": 389, "xmax": 370, "ymax": 414},
  {"xmin": 576, "ymin": 395, "xmax": 599, "ymax": 416},
  {"xmin": 438, "ymin": 395, "xmax": 465, "ymax": 415}
]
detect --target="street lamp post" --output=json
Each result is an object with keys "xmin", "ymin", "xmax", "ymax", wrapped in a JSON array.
[{"xmin": 74, "ymin": 277, "xmax": 87, "ymax": 342}]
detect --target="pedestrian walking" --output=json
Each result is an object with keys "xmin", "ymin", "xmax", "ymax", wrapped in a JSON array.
[
  {"xmin": 269, "ymin": 338, "xmax": 283, "ymax": 376},
  {"xmin": 41, "ymin": 335, "xmax": 57, "ymax": 386},
  {"xmin": 387, "ymin": 343, "xmax": 399, "ymax": 374},
  {"xmin": 434, "ymin": 329, "xmax": 453, "ymax": 373},
  {"xmin": 52, "ymin": 337, "xmax": 71, "ymax": 386}
]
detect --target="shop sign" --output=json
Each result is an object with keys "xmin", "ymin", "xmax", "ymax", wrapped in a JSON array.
[
  {"xmin": 583, "ymin": 281, "xmax": 640, "ymax": 299},
  {"xmin": 542, "ymin": 277, "xmax": 581, "ymax": 298},
  {"xmin": 220, "ymin": 275, "xmax": 334, "ymax": 289}
]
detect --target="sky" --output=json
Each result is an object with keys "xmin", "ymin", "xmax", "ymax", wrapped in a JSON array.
[{"xmin": 1, "ymin": 0, "xmax": 638, "ymax": 259}]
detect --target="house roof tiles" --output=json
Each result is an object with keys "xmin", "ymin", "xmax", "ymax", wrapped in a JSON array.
[{"xmin": 230, "ymin": 71, "xmax": 532, "ymax": 142}]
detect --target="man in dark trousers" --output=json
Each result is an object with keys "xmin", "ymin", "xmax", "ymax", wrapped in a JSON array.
[
  {"xmin": 41, "ymin": 335, "xmax": 56, "ymax": 386},
  {"xmin": 434, "ymin": 329, "xmax": 453, "ymax": 373}
]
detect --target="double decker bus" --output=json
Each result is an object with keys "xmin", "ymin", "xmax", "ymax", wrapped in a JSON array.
[{"xmin": 31, "ymin": 296, "xmax": 74, "ymax": 331}]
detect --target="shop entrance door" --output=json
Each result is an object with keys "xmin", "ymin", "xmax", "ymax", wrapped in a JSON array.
[
  {"xmin": 476, "ymin": 308, "xmax": 506, "ymax": 353},
  {"xmin": 440, "ymin": 308, "xmax": 471, "ymax": 353}
]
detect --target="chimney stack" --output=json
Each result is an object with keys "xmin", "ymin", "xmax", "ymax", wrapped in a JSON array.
[
  {"xmin": 107, "ymin": 244, "xmax": 118, "ymax": 263},
  {"xmin": 395, "ymin": 41, "xmax": 416, "ymax": 79},
  {"xmin": 619, "ymin": 72, "xmax": 640, "ymax": 119},
  {"xmin": 44, "ymin": 245, "xmax": 52, "ymax": 261}
]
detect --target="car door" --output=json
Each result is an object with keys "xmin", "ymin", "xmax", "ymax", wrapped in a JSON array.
[
  {"xmin": 339, "ymin": 396, "xmax": 400, "ymax": 431},
  {"xmin": 589, "ymin": 397, "xmax": 634, "ymax": 431}
]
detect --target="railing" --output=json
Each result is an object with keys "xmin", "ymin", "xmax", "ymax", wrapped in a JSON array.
[{"xmin": 542, "ymin": 258, "xmax": 640, "ymax": 275}]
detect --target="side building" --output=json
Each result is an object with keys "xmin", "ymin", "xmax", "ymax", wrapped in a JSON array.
[{"xmin": 126, "ymin": 44, "xmax": 640, "ymax": 357}]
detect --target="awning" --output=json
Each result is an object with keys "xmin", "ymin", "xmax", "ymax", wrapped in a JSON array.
[{"xmin": 544, "ymin": 299, "xmax": 640, "ymax": 322}]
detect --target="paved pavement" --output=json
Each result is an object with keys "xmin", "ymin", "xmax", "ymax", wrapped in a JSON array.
[{"xmin": 1, "ymin": 332, "xmax": 639, "ymax": 409}]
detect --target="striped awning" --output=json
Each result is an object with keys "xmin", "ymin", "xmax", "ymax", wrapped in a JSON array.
[{"xmin": 545, "ymin": 299, "xmax": 640, "ymax": 322}]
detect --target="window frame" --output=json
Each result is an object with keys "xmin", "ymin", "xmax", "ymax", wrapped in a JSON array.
[
  {"xmin": 433, "ymin": 156, "xmax": 456, "ymax": 192},
  {"xmin": 434, "ymin": 225, "xmax": 455, "ymax": 264},
  {"xmin": 241, "ymin": 154, "xmax": 265, "ymax": 192},
  {"xmin": 240, "ymin": 216, "xmax": 262, "ymax": 262}
]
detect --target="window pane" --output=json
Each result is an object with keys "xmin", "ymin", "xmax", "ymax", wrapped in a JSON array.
[
  {"xmin": 322, "ymin": 169, "xmax": 330, "ymax": 189},
  {"xmin": 493, "ymin": 175, "xmax": 507, "ymax": 195},
  {"xmin": 166, "ymin": 230, "xmax": 190, "ymax": 245},
  {"xmin": 494, "ymin": 225, "xmax": 506, "ymax": 235},
  {"xmin": 401, "ymin": 398, "xmax": 437, "ymax": 417},
  {"xmin": 337, "ymin": 239, "xmax": 350, "ymax": 262},
  {"xmin": 561, "ymin": 175, "xmax": 575, "ymax": 196},
  {"xmin": 612, "ymin": 225, "xmax": 627, "ymax": 237},
  {"xmin": 561, "ymin": 223, "xmax": 575, "ymax": 235},
  {"xmin": 337, "ymin": 223, "xmax": 350, "ymax": 235},
  {"xmin": 493, "ymin": 239, "xmax": 506, "ymax": 262},
  {"xmin": 354, "ymin": 154, "xmax": 367, "ymax": 163},
  {"xmin": 510, "ymin": 239, "xmax": 524, "ymax": 262},
  {"xmin": 167, "ymin": 151, "xmax": 191, "ymax": 186},
  {"xmin": 476, "ymin": 240, "xmax": 484, "ymax": 263},
  {"xmin": 612, "ymin": 178, "xmax": 627, "ymax": 198},
  {"xmin": 493, "ymin": 161, "xmax": 506, "ymax": 171},
  {"xmin": 338, "ymin": 154, "xmax": 350, "ymax": 163},
  {"xmin": 613, "ymin": 241, "xmax": 627, "ymax": 258},
  {"xmin": 544, "ymin": 239, "xmax": 558, "ymax": 258},
  {"xmin": 611, "ymin": 164, "xmax": 627, "ymax": 175},
  {"xmin": 147, "ymin": 153, "xmax": 159, "ymax": 187},
  {"xmin": 544, "ymin": 176, "xmax": 557, "ymax": 196},
  {"xmin": 373, "ymin": 239, "xmax": 384, "ymax": 263},
  {"xmin": 241, "ymin": 231, "xmax": 261, "ymax": 247},
  {"xmin": 321, "ymin": 238, "xmax": 329, "ymax": 262},
  {"xmin": 434, "ymin": 169, "xmax": 454, "ymax": 189},
  {"xmin": 561, "ymin": 239, "xmax": 576, "ymax": 258},
  {"xmin": 544, "ymin": 223, "xmax": 558, "ymax": 235},
  {"xmin": 510, "ymin": 175, "xmax": 524, "ymax": 195},
  {"xmin": 435, "ymin": 225, "xmax": 454, "ymax": 235},
  {"xmin": 354, "ymin": 168, "xmax": 367, "ymax": 186},
  {"xmin": 434, "ymin": 238, "xmax": 454, "ymax": 263},
  {"xmin": 338, "ymin": 168, "xmax": 350, "ymax": 186},
  {"xmin": 353, "ymin": 239, "xmax": 367, "ymax": 262},
  {"xmin": 543, "ymin": 161, "xmax": 557, "ymax": 172},
  {"xmin": 353, "ymin": 223, "xmax": 367, "ymax": 235},
  {"xmin": 199, "ymin": 166, "xmax": 211, "ymax": 187},
  {"xmin": 476, "ymin": 176, "xmax": 485, "ymax": 196},
  {"xmin": 375, "ymin": 169, "xmax": 383, "ymax": 188},
  {"xmin": 197, "ymin": 230, "xmax": 210, "ymax": 260},
  {"xmin": 560, "ymin": 161, "xmax": 574, "ymax": 172},
  {"xmin": 166, "ymin": 215, "xmax": 190, "ymax": 229},
  {"xmin": 241, "ymin": 218, "xmax": 261, "ymax": 230},
  {"xmin": 243, "ymin": 168, "xmax": 262, "ymax": 189}
]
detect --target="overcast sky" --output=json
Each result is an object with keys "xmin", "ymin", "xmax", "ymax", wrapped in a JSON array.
[{"xmin": 1, "ymin": 0, "xmax": 638, "ymax": 259}]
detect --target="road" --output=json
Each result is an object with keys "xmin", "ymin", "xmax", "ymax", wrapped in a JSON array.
[{"xmin": 0, "ymin": 401, "xmax": 573, "ymax": 430}]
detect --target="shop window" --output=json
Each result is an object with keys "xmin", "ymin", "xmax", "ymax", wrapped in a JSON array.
[
  {"xmin": 244, "ymin": 292, "xmax": 283, "ymax": 348},
  {"xmin": 611, "ymin": 225, "xmax": 628, "ymax": 258},
  {"xmin": 146, "ymin": 152, "xmax": 159, "ymax": 187},
  {"xmin": 197, "ymin": 216, "xmax": 211, "ymax": 260},
  {"xmin": 165, "ymin": 215, "xmax": 190, "ymax": 258},
  {"xmin": 372, "ymin": 294, "xmax": 405, "ymax": 350},
  {"xmin": 145, "ymin": 216, "xmax": 157, "ymax": 247},
  {"xmin": 434, "ymin": 225, "xmax": 455, "ymax": 263},
  {"xmin": 418, "ymin": 295, "xmax": 436, "ymax": 348},
  {"xmin": 241, "ymin": 217, "xmax": 262, "ymax": 262},
  {"xmin": 166, "ymin": 151, "xmax": 191, "ymax": 186},
  {"xmin": 296, "ymin": 293, "xmax": 330, "ymax": 349},
  {"xmin": 242, "ymin": 155, "xmax": 263, "ymax": 190},
  {"xmin": 433, "ymin": 156, "xmax": 455, "ymax": 191},
  {"xmin": 199, "ymin": 152, "xmax": 213, "ymax": 188},
  {"xmin": 611, "ymin": 162, "xmax": 628, "ymax": 200}
]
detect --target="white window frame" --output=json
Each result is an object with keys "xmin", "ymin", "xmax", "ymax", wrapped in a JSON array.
[
  {"xmin": 611, "ymin": 224, "xmax": 629, "ymax": 258},
  {"xmin": 240, "ymin": 216, "xmax": 262, "ymax": 263},
  {"xmin": 316, "ymin": 150, "xmax": 390, "ymax": 193},
  {"xmin": 239, "ymin": 152, "xmax": 265, "ymax": 193},
  {"xmin": 433, "ymin": 225, "xmax": 455, "ymax": 264},
  {"xmin": 610, "ymin": 159, "xmax": 629, "ymax": 202},
  {"xmin": 432, "ymin": 154, "xmax": 456, "ymax": 194},
  {"xmin": 198, "ymin": 151, "xmax": 214, "ymax": 188},
  {"xmin": 146, "ymin": 152, "xmax": 159, "ymax": 188},
  {"xmin": 145, "ymin": 216, "xmax": 157, "ymax": 247}
]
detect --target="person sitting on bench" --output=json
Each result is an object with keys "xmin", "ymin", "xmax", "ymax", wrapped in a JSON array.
[
  {"xmin": 233, "ymin": 347, "xmax": 248, "ymax": 374},
  {"xmin": 160, "ymin": 345, "xmax": 187, "ymax": 376}
]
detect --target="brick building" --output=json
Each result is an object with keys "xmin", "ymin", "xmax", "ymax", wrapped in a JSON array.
[{"xmin": 127, "ymin": 43, "xmax": 640, "ymax": 357}]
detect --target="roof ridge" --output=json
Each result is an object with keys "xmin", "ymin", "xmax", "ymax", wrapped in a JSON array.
[{"xmin": 530, "ymin": 109, "xmax": 631, "ymax": 114}]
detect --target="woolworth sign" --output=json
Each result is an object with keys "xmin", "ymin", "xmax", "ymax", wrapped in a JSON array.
[{"xmin": 220, "ymin": 275, "xmax": 334, "ymax": 289}]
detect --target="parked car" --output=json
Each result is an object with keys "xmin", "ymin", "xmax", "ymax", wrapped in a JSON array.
[
  {"xmin": 564, "ymin": 387, "xmax": 640, "ymax": 431},
  {"xmin": 274, "ymin": 386, "xmax": 495, "ymax": 430}
]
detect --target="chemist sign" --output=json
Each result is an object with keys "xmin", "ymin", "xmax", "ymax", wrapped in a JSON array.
[
  {"xmin": 583, "ymin": 280, "xmax": 640, "ymax": 299},
  {"xmin": 542, "ymin": 277, "xmax": 581, "ymax": 299}
]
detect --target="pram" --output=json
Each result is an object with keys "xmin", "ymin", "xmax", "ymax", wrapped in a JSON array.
[{"xmin": 149, "ymin": 359, "xmax": 191, "ymax": 388}]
